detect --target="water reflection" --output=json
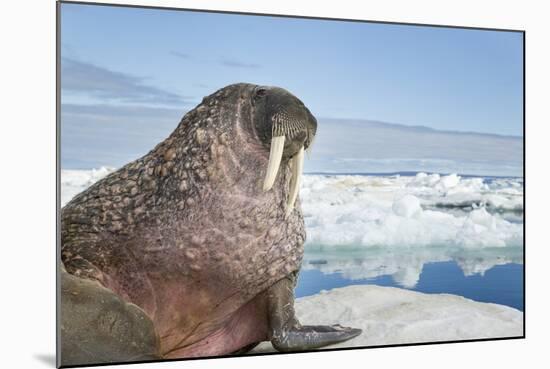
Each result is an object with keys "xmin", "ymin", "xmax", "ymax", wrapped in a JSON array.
[{"xmin": 301, "ymin": 246, "xmax": 523, "ymax": 289}]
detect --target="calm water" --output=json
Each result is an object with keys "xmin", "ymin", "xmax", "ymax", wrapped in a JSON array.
[{"xmin": 296, "ymin": 260, "xmax": 524, "ymax": 311}]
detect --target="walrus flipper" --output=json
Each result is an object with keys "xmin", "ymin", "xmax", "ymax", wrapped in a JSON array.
[
  {"xmin": 267, "ymin": 272, "xmax": 362, "ymax": 352},
  {"xmin": 59, "ymin": 268, "xmax": 161, "ymax": 367}
]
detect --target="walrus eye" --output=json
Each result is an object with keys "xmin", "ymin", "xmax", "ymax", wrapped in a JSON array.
[{"xmin": 254, "ymin": 88, "xmax": 267, "ymax": 100}]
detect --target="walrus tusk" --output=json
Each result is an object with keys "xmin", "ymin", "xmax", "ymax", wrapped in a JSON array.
[
  {"xmin": 263, "ymin": 135, "xmax": 286, "ymax": 191},
  {"xmin": 286, "ymin": 146, "xmax": 304, "ymax": 216}
]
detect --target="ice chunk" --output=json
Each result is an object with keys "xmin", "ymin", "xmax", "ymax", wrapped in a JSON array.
[
  {"xmin": 392, "ymin": 195, "xmax": 422, "ymax": 218},
  {"xmin": 436, "ymin": 173, "xmax": 460, "ymax": 190},
  {"xmin": 455, "ymin": 207, "xmax": 518, "ymax": 248}
]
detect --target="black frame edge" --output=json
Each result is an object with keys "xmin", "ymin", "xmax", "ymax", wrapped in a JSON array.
[{"xmin": 58, "ymin": 0, "xmax": 526, "ymax": 33}]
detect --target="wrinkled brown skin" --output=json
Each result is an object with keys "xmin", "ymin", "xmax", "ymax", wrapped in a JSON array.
[{"xmin": 60, "ymin": 83, "xmax": 360, "ymax": 366}]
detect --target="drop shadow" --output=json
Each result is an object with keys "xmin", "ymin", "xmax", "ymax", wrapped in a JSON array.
[{"xmin": 33, "ymin": 353, "xmax": 56, "ymax": 367}]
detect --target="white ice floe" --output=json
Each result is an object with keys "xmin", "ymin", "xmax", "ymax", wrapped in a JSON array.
[
  {"xmin": 406, "ymin": 173, "xmax": 523, "ymax": 212},
  {"xmin": 252, "ymin": 285, "xmax": 523, "ymax": 352},
  {"xmin": 392, "ymin": 194, "xmax": 422, "ymax": 218},
  {"xmin": 301, "ymin": 173, "xmax": 523, "ymax": 249}
]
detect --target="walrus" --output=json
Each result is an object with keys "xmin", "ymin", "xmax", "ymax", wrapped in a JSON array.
[{"xmin": 59, "ymin": 83, "xmax": 361, "ymax": 366}]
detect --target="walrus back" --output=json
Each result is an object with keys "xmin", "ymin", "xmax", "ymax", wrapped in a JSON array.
[{"xmin": 61, "ymin": 156, "xmax": 155, "ymax": 278}]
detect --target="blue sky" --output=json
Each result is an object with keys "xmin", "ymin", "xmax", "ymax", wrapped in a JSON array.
[
  {"xmin": 61, "ymin": 3, "xmax": 523, "ymax": 135},
  {"xmin": 60, "ymin": 3, "xmax": 523, "ymax": 175}
]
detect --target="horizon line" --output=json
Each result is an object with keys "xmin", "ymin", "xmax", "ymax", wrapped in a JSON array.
[{"xmin": 318, "ymin": 116, "xmax": 524, "ymax": 139}]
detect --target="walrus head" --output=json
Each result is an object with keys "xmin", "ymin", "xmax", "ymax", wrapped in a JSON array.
[
  {"xmin": 248, "ymin": 85, "xmax": 317, "ymax": 215},
  {"xmin": 153, "ymin": 83, "xmax": 317, "ymax": 219}
]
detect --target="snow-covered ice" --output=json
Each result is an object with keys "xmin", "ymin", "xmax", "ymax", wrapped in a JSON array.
[
  {"xmin": 252, "ymin": 284, "xmax": 523, "ymax": 352},
  {"xmin": 301, "ymin": 173, "xmax": 523, "ymax": 249}
]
